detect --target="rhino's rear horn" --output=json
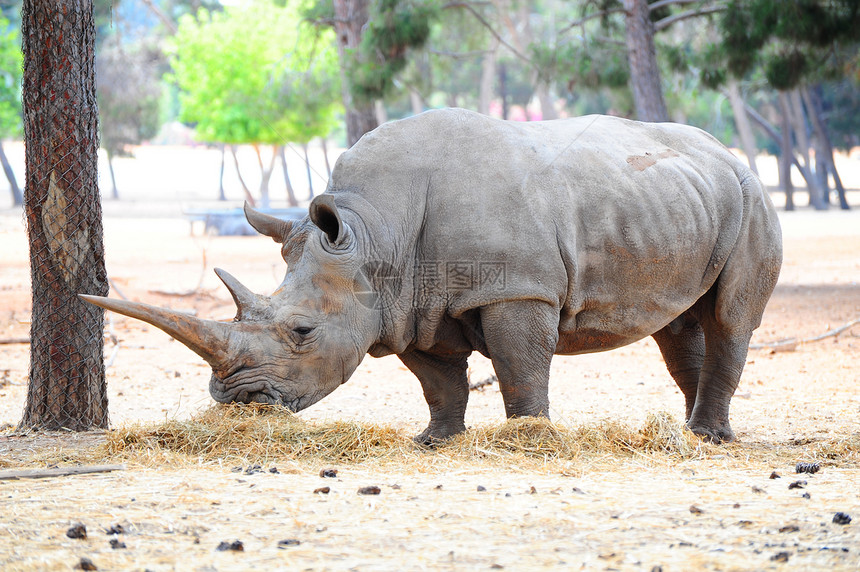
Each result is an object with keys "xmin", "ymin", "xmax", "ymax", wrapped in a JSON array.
[
  {"xmin": 244, "ymin": 202, "xmax": 292, "ymax": 243},
  {"xmin": 79, "ymin": 294, "xmax": 233, "ymax": 367}
]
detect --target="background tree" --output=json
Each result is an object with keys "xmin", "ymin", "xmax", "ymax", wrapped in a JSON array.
[
  {"xmin": 20, "ymin": 0, "xmax": 109, "ymax": 430},
  {"xmin": 97, "ymin": 38, "xmax": 163, "ymax": 199},
  {"xmin": 170, "ymin": 1, "xmax": 341, "ymax": 207},
  {"xmin": 0, "ymin": 15, "xmax": 22, "ymax": 206}
]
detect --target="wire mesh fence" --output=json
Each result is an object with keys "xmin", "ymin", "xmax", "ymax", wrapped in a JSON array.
[{"xmin": 19, "ymin": 1, "xmax": 110, "ymax": 431}]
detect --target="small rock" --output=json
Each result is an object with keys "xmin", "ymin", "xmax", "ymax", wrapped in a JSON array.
[
  {"xmin": 277, "ymin": 539, "xmax": 301, "ymax": 549},
  {"xmin": 490, "ymin": 564, "xmax": 504, "ymax": 570},
  {"xmin": 109, "ymin": 538, "xmax": 127, "ymax": 549},
  {"xmin": 529, "ymin": 486, "xmax": 537, "ymax": 494},
  {"xmin": 320, "ymin": 468, "xmax": 338, "ymax": 478},
  {"xmin": 269, "ymin": 467, "xmax": 280, "ymax": 474},
  {"xmin": 788, "ymin": 480, "xmax": 807, "ymax": 490},
  {"xmin": 314, "ymin": 486, "xmax": 331, "ymax": 494},
  {"xmin": 733, "ymin": 503, "xmax": 741, "ymax": 509},
  {"xmin": 66, "ymin": 523, "xmax": 87, "ymax": 540},
  {"xmin": 231, "ymin": 466, "xmax": 242, "ymax": 473},
  {"xmin": 477, "ymin": 485, "xmax": 486, "ymax": 492},
  {"xmin": 769, "ymin": 471, "xmax": 781, "ymax": 479},
  {"xmin": 216, "ymin": 540, "xmax": 244, "ymax": 552},
  {"xmin": 105, "ymin": 524, "xmax": 125, "ymax": 535},
  {"xmin": 770, "ymin": 551, "xmax": 790, "ymax": 563},
  {"xmin": 779, "ymin": 525, "xmax": 799, "ymax": 533},
  {"xmin": 795, "ymin": 462, "xmax": 820, "ymax": 474},
  {"xmin": 651, "ymin": 567, "xmax": 663, "ymax": 572},
  {"xmin": 358, "ymin": 486, "xmax": 381, "ymax": 495},
  {"xmin": 833, "ymin": 512, "xmax": 852, "ymax": 525},
  {"xmin": 74, "ymin": 557, "xmax": 97, "ymax": 571},
  {"xmin": 391, "ymin": 484, "xmax": 402, "ymax": 490},
  {"xmin": 435, "ymin": 484, "xmax": 443, "ymax": 490},
  {"xmin": 689, "ymin": 505, "xmax": 704, "ymax": 515},
  {"xmin": 802, "ymin": 492, "xmax": 811, "ymax": 499},
  {"xmin": 751, "ymin": 486, "xmax": 765, "ymax": 493}
]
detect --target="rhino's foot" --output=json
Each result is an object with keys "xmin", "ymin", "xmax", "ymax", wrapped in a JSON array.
[
  {"xmin": 413, "ymin": 422, "xmax": 466, "ymax": 447},
  {"xmin": 687, "ymin": 422, "xmax": 736, "ymax": 444}
]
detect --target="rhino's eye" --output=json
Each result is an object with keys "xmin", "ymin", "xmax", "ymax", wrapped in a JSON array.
[{"xmin": 293, "ymin": 326, "xmax": 314, "ymax": 336}]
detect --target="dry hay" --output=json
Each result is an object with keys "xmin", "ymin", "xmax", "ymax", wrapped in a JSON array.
[{"xmin": 96, "ymin": 403, "xmax": 721, "ymax": 471}]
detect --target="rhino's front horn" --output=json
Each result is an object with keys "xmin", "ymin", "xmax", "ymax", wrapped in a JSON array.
[{"xmin": 79, "ymin": 294, "xmax": 233, "ymax": 367}]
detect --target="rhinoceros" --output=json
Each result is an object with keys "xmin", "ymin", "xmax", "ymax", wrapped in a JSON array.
[{"xmin": 82, "ymin": 108, "xmax": 782, "ymax": 443}]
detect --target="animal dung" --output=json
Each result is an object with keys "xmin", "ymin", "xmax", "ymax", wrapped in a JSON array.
[
  {"xmin": 689, "ymin": 505, "xmax": 704, "ymax": 515},
  {"xmin": 769, "ymin": 471, "xmax": 781, "ymax": 479},
  {"xmin": 66, "ymin": 523, "xmax": 87, "ymax": 540},
  {"xmin": 832, "ymin": 512, "xmax": 852, "ymax": 525},
  {"xmin": 357, "ymin": 486, "xmax": 381, "ymax": 495},
  {"xmin": 105, "ymin": 524, "xmax": 125, "ymax": 535},
  {"xmin": 770, "ymin": 552, "xmax": 790, "ymax": 563},
  {"xmin": 109, "ymin": 538, "xmax": 127, "ymax": 549},
  {"xmin": 320, "ymin": 468, "xmax": 338, "ymax": 478},
  {"xmin": 216, "ymin": 540, "xmax": 244, "ymax": 552},
  {"xmin": 795, "ymin": 462, "xmax": 820, "ymax": 474},
  {"xmin": 313, "ymin": 486, "xmax": 331, "ymax": 494},
  {"xmin": 74, "ymin": 557, "xmax": 98, "ymax": 571}
]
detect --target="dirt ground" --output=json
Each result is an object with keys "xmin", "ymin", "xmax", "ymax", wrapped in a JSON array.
[{"xmin": 0, "ymin": 183, "xmax": 859, "ymax": 570}]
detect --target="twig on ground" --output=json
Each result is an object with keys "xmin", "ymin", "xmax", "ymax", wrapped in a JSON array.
[
  {"xmin": 469, "ymin": 374, "xmax": 497, "ymax": 391},
  {"xmin": 750, "ymin": 317, "xmax": 860, "ymax": 350},
  {"xmin": 0, "ymin": 338, "xmax": 29, "ymax": 345},
  {"xmin": 0, "ymin": 465, "xmax": 126, "ymax": 481}
]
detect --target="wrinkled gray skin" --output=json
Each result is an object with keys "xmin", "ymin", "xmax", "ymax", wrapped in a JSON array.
[{"xmin": 85, "ymin": 108, "xmax": 782, "ymax": 444}]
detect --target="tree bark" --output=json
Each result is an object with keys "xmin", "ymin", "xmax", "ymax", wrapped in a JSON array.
[
  {"xmin": 20, "ymin": 0, "xmax": 109, "ymax": 430},
  {"xmin": 0, "ymin": 139, "xmax": 23, "ymax": 206},
  {"xmin": 252, "ymin": 144, "xmax": 275, "ymax": 209},
  {"xmin": 623, "ymin": 0, "xmax": 669, "ymax": 122},
  {"xmin": 725, "ymin": 80, "xmax": 758, "ymax": 175},
  {"xmin": 478, "ymin": 40, "xmax": 498, "ymax": 115},
  {"xmin": 787, "ymin": 89, "xmax": 825, "ymax": 209},
  {"xmin": 332, "ymin": 0, "xmax": 378, "ymax": 147}
]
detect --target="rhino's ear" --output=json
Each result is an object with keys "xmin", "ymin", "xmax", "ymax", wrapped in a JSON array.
[
  {"xmin": 244, "ymin": 201, "xmax": 290, "ymax": 243},
  {"xmin": 309, "ymin": 194, "xmax": 350, "ymax": 249}
]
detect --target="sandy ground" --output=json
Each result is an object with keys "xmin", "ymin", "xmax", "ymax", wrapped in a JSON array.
[{"xmin": 0, "ymin": 144, "xmax": 858, "ymax": 570}]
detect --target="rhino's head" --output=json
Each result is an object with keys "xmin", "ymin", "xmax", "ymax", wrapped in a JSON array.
[{"xmin": 82, "ymin": 196, "xmax": 381, "ymax": 412}]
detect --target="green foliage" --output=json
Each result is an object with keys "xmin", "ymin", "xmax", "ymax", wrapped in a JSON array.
[
  {"xmin": 169, "ymin": 0, "xmax": 341, "ymax": 145},
  {"xmin": 0, "ymin": 16, "xmax": 21, "ymax": 139},
  {"xmin": 349, "ymin": 0, "xmax": 439, "ymax": 103},
  {"xmin": 719, "ymin": 0, "xmax": 860, "ymax": 88}
]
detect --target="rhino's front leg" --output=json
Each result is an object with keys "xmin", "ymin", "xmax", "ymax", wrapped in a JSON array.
[
  {"xmin": 480, "ymin": 301, "xmax": 558, "ymax": 419},
  {"xmin": 398, "ymin": 349, "xmax": 470, "ymax": 444}
]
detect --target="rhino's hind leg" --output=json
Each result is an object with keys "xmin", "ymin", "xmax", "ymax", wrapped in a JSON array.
[
  {"xmin": 652, "ymin": 315, "xmax": 705, "ymax": 421},
  {"xmin": 480, "ymin": 301, "xmax": 558, "ymax": 419},
  {"xmin": 398, "ymin": 350, "xmax": 470, "ymax": 444},
  {"xmin": 685, "ymin": 326, "xmax": 753, "ymax": 443}
]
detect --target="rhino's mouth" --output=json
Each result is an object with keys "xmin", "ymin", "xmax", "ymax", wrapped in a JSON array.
[{"xmin": 208, "ymin": 371, "xmax": 287, "ymax": 408}]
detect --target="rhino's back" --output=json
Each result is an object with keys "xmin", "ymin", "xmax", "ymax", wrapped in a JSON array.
[{"xmin": 332, "ymin": 109, "xmax": 762, "ymax": 353}]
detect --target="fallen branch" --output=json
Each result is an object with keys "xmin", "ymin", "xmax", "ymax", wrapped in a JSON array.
[
  {"xmin": 0, "ymin": 464, "xmax": 126, "ymax": 481},
  {"xmin": 750, "ymin": 318, "xmax": 860, "ymax": 350},
  {"xmin": 469, "ymin": 374, "xmax": 497, "ymax": 391}
]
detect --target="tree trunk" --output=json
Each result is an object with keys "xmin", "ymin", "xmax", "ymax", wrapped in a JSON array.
[
  {"xmin": 253, "ymin": 144, "xmax": 275, "ymax": 210},
  {"xmin": 320, "ymin": 138, "xmax": 332, "ymax": 180},
  {"xmin": 106, "ymin": 149, "xmax": 119, "ymax": 200},
  {"xmin": 725, "ymin": 80, "xmax": 758, "ymax": 175},
  {"xmin": 478, "ymin": 40, "xmax": 498, "ymax": 116},
  {"xmin": 787, "ymin": 89, "xmax": 825, "ymax": 209},
  {"xmin": 802, "ymin": 86, "xmax": 850, "ymax": 210},
  {"xmin": 230, "ymin": 145, "xmax": 256, "ymax": 207},
  {"xmin": 623, "ymin": 0, "xmax": 668, "ymax": 122},
  {"xmin": 303, "ymin": 143, "xmax": 314, "ymax": 200},
  {"xmin": 278, "ymin": 145, "xmax": 298, "ymax": 207},
  {"xmin": 623, "ymin": 0, "xmax": 669, "ymax": 122},
  {"xmin": 333, "ymin": 0, "xmax": 378, "ymax": 147},
  {"xmin": 0, "ymin": 139, "xmax": 23, "ymax": 206},
  {"xmin": 776, "ymin": 93, "xmax": 795, "ymax": 211},
  {"xmin": 20, "ymin": 0, "xmax": 109, "ymax": 430},
  {"xmin": 217, "ymin": 144, "xmax": 226, "ymax": 201}
]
